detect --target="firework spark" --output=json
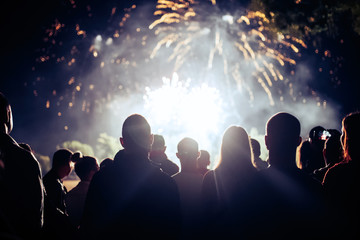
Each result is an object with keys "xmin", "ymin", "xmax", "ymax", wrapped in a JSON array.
[{"xmin": 29, "ymin": 0, "xmax": 338, "ymax": 160}]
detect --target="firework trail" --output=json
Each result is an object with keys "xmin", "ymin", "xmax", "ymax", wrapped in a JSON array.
[
  {"xmin": 29, "ymin": 0, "xmax": 340, "ymax": 163},
  {"xmin": 148, "ymin": 0, "xmax": 309, "ymax": 107},
  {"xmin": 33, "ymin": 0, "xmax": 310, "ymax": 115}
]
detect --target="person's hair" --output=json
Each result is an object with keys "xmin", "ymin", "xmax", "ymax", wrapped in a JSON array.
[
  {"xmin": 342, "ymin": 112, "xmax": 360, "ymax": 162},
  {"xmin": 100, "ymin": 158, "xmax": 113, "ymax": 169},
  {"xmin": 266, "ymin": 112, "xmax": 300, "ymax": 140},
  {"xmin": 198, "ymin": 150, "xmax": 210, "ymax": 166},
  {"xmin": 122, "ymin": 114, "xmax": 151, "ymax": 150},
  {"xmin": 217, "ymin": 125, "xmax": 254, "ymax": 171},
  {"xmin": 52, "ymin": 149, "xmax": 74, "ymax": 168},
  {"xmin": 266, "ymin": 112, "xmax": 300, "ymax": 150},
  {"xmin": 75, "ymin": 156, "xmax": 99, "ymax": 181},
  {"xmin": 177, "ymin": 137, "xmax": 198, "ymax": 158},
  {"xmin": 152, "ymin": 134, "xmax": 165, "ymax": 151},
  {"xmin": 0, "ymin": 92, "xmax": 12, "ymax": 132}
]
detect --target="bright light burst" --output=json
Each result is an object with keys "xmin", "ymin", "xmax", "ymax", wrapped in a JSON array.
[{"xmin": 144, "ymin": 72, "xmax": 223, "ymax": 137}]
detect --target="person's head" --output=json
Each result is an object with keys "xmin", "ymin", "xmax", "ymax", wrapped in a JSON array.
[
  {"xmin": 176, "ymin": 137, "xmax": 200, "ymax": 170},
  {"xmin": 309, "ymin": 126, "xmax": 326, "ymax": 142},
  {"xmin": 120, "ymin": 114, "xmax": 153, "ymax": 155},
  {"xmin": 309, "ymin": 126, "xmax": 328, "ymax": 151},
  {"xmin": 100, "ymin": 158, "xmax": 114, "ymax": 169},
  {"xmin": 74, "ymin": 156, "xmax": 99, "ymax": 182},
  {"xmin": 0, "ymin": 92, "xmax": 13, "ymax": 134},
  {"xmin": 341, "ymin": 112, "xmax": 360, "ymax": 162},
  {"xmin": 197, "ymin": 150, "xmax": 210, "ymax": 170},
  {"xmin": 323, "ymin": 129, "xmax": 343, "ymax": 165},
  {"xmin": 265, "ymin": 112, "xmax": 302, "ymax": 168},
  {"xmin": 250, "ymin": 138, "xmax": 261, "ymax": 158},
  {"xmin": 151, "ymin": 134, "xmax": 166, "ymax": 152},
  {"xmin": 218, "ymin": 125, "xmax": 253, "ymax": 171},
  {"xmin": 52, "ymin": 148, "xmax": 74, "ymax": 179}
]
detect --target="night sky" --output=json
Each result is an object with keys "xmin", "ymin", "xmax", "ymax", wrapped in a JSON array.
[{"xmin": 1, "ymin": 0, "xmax": 360, "ymax": 161}]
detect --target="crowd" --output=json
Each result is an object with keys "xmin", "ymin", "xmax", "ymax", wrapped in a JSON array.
[{"xmin": 0, "ymin": 91, "xmax": 359, "ymax": 239}]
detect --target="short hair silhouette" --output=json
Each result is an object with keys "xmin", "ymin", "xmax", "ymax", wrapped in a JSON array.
[
  {"xmin": 177, "ymin": 137, "xmax": 199, "ymax": 157},
  {"xmin": 100, "ymin": 158, "xmax": 113, "ymax": 169},
  {"xmin": 198, "ymin": 150, "xmax": 210, "ymax": 167},
  {"xmin": 74, "ymin": 156, "xmax": 99, "ymax": 181},
  {"xmin": 52, "ymin": 149, "xmax": 73, "ymax": 168},
  {"xmin": 265, "ymin": 112, "xmax": 301, "ymax": 168},
  {"xmin": 152, "ymin": 134, "xmax": 166, "ymax": 151},
  {"xmin": 121, "ymin": 114, "xmax": 152, "ymax": 152},
  {"xmin": 266, "ymin": 112, "xmax": 300, "ymax": 141}
]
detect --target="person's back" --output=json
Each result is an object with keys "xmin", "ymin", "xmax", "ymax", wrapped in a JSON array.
[
  {"xmin": 81, "ymin": 114, "xmax": 181, "ymax": 240},
  {"xmin": 66, "ymin": 156, "xmax": 99, "ymax": 228},
  {"xmin": 323, "ymin": 112, "xmax": 360, "ymax": 238},
  {"xmin": 172, "ymin": 137, "xmax": 203, "ymax": 239},
  {"xmin": 201, "ymin": 126, "xmax": 261, "ymax": 238},
  {"xmin": 259, "ymin": 112, "xmax": 326, "ymax": 238},
  {"xmin": 0, "ymin": 92, "xmax": 44, "ymax": 239}
]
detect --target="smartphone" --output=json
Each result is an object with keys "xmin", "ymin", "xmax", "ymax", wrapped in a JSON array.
[{"xmin": 320, "ymin": 130, "xmax": 331, "ymax": 140}]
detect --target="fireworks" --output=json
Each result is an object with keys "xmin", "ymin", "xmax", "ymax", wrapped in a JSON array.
[{"xmin": 29, "ymin": 0, "xmax": 333, "ymax": 159}]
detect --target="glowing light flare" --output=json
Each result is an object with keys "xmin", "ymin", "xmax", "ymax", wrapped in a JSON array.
[{"xmin": 144, "ymin": 73, "xmax": 223, "ymax": 136}]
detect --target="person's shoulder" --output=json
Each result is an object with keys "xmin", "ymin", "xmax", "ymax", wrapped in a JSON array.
[
  {"xmin": 326, "ymin": 161, "xmax": 349, "ymax": 176},
  {"xmin": 202, "ymin": 170, "xmax": 215, "ymax": 184}
]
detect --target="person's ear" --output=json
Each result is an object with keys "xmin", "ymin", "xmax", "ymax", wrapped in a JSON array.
[
  {"xmin": 197, "ymin": 151, "xmax": 200, "ymax": 159},
  {"xmin": 120, "ymin": 137, "xmax": 125, "ymax": 148},
  {"xmin": 176, "ymin": 152, "xmax": 180, "ymax": 159},
  {"xmin": 163, "ymin": 146, "xmax": 167, "ymax": 152}
]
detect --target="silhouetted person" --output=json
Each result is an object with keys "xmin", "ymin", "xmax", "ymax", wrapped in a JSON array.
[
  {"xmin": 202, "ymin": 125, "xmax": 260, "ymax": 238},
  {"xmin": 66, "ymin": 156, "xmax": 99, "ymax": 228},
  {"xmin": 299, "ymin": 126, "xmax": 328, "ymax": 174},
  {"xmin": 197, "ymin": 149, "xmax": 211, "ymax": 175},
  {"xmin": 172, "ymin": 137, "xmax": 203, "ymax": 239},
  {"xmin": 150, "ymin": 134, "xmax": 179, "ymax": 176},
  {"xmin": 259, "ymin": 112, "xmax": 326, "ymax": 238},
  {"xmin": 313, "ymin": 129, "xmax": 343, "ymax": 182},
  {"xmin": 81, "ymin": 114, "xmax": 181, "ymax": 240},
  {"xmin": 323, "ymin": 112, "xmax": 360, "ymax": 238},
  {"xmin": 43, "ymin": 149, "xmax": 74, "ymax": 214},
  {"xmin": 99, "ymin": 157, "xmax": 113, "ymax": 170},
  {"xmin": 42, "ymin": 148, "xmax": 76, "ymax": 240},
  {"xmin": 250, "ymin": 138, "xmax": 269, "ymax": 170},
  {"xmin": 0, "ymin": 92, "xmax": 44, "ymax": 239}
]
